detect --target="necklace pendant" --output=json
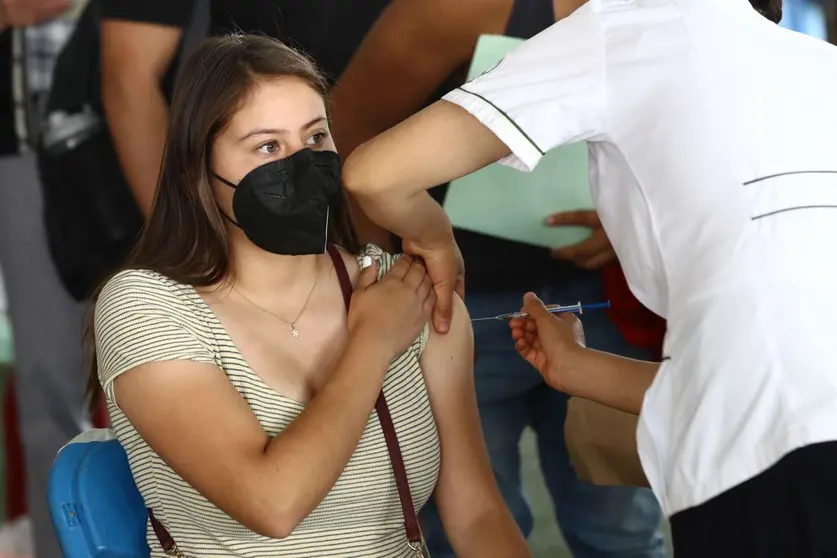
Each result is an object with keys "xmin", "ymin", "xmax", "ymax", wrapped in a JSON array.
[{"xmin": 290, "ymin": 324, "xmax": 300, "ymax": 339}]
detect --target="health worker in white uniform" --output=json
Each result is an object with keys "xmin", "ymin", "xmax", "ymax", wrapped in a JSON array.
[{"xmin": 342, "ymin": 0, "xmax": 837, "ymax": 555}]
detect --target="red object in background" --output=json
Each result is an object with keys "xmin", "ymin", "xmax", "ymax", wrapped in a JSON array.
[
  {"xmin": 4, "ymin": 375, "xmax": 26, "ymax": 521},
  {"xmin": 91, "ymin": 391, "xmax": 109, "ymax": 430},
  {"xmin": 601, "ymin": 263, "xmax": 667, "ymax": 361},
  {"xmin": 4, "ymin": 375, "xmax": 109, "ymax": 521}
]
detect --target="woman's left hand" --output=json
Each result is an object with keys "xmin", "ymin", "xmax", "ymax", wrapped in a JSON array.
[{"xmin": 509, "ymin": 293, "xmax": 587, "ymax": 392}]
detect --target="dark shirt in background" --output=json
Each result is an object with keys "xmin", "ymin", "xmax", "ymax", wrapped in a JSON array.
[
  {"xmin": 0, "ymin": 29, "xmax": 18, "ymax": 156},
  {"xmin": 0, "ymin": 31, "xmax": 16, "ymax": 155},
  {"xmin": 101, "ymin": 0, "xmax": 391, "ymax": 96},
  {"xmin": 100, "ymin": 0, "xmax": 194, "ymax": 102}
]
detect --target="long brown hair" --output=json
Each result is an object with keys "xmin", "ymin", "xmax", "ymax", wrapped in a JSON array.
[
  {"xmin": 751, "ymin": 0, "xmax": 782, "ymax": 22},
  {"xmin": 86, "ymin": 34, "xmax": 359, "ymax": 408}
]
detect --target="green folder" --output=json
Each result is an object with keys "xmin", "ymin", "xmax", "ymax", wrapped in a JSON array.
[
  {"xmin": 0, "ymin": 314, "xmax": 13, "ymax": 365},
  {"xmin": 444, "ymin": 35, "xmax": 594, "ymax": 249}
]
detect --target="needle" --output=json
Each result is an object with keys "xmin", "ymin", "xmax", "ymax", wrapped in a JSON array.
[{"xmin": 471, "ymin": 301, "xmax": 612, "ymax": 322}]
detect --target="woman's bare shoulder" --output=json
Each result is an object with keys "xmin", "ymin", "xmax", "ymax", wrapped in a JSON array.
[{"xmin": 421, "ymin": 295, "xmax": 474, "ymax": 383}]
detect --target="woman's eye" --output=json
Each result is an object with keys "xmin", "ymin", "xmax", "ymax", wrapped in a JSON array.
[
  {"xmin": 257, "ymin": 141, "xmax": 279, "ymax": 155},
  {"xmin": 306, "ymin": 132, "xmax": 328, "ymax": 146}
]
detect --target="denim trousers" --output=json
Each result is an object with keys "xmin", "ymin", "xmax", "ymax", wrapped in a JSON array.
[{"xmin": 421, "ymin": 271, "xmax": 665, "ymax": 557}]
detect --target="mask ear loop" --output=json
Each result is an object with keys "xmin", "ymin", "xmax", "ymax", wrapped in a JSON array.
[
  {"xmin": 213, "ymin": 172, "xmax": 238, "ymax": 189},
  {"xmin": 322, "ymin": 206, "xmax": 329, "ymax": 254},
  {"xmin": 212, "ymin": 172, "xmax": 243, "ymax": 229}
]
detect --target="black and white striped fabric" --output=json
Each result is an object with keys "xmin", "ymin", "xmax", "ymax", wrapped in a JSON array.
[{"xmin": 95, "ymin": 245, "xmax": 439, "ymax": 557}]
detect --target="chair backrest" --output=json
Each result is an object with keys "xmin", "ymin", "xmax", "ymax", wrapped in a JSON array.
[{"xmin": 48, "ymin": 429, "xmax": 149, "ymax": 558}]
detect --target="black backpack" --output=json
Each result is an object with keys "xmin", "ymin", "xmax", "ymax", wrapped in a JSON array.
[{"xmin": 37, "ymin": 0, "xmax": 143, "ymax": 301}]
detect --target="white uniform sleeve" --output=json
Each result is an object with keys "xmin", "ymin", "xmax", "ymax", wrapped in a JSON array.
[{"xmin": 442, "ymin": 2, "xmax": 607, "ymax": 171}]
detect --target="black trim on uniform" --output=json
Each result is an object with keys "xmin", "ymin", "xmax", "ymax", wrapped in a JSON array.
[
  {"xmin": 743, "ymin": 170, "xmax": 837, "ymax": 185},
  {"xmin": 454, "ymin": 86, "xmax": 546, "ymax": 156},
  {"xmin": 752, "ymin": 205, "xmax": 837, "ymax": 220}
]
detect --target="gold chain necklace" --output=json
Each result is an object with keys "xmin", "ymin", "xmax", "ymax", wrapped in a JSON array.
[{"xmin": 234, "ymin": 257, "xmax": 322, "ymax": 339}]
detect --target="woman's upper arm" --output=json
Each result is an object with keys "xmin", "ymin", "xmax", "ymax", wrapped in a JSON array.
[
  {"xmin": 419, "ymin": 296, "xmax": 505, "ymax": 530},
  {"xmin": 96, "ymin": 273, "xmax": 280, "ymax": 536}
]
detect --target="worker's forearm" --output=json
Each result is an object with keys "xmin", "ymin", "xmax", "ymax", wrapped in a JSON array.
[
  {"xmin": 357, "ymin": 187, "xmax": 455, "ymax": 255},
  {"xmin": 257, "ymin": 331, "xmax": 393, "ymax": 532},
  {"xmin": 102, "ymin": 78, "xmax": 169, "ymax": 217},
  {"xmin": 344, "ymin": 102, "xmax": 507, "ymax": 197},
  {"xmin": 563, "ymin": 348, "xmax": 660, "ymax": 415},
  {"xmin": 345, "ymin": 195, "xmax": 394, "ymax": 249},
  {"xmin": 343, "ymin": 101, "xmax": 508, "ymax": 247}
]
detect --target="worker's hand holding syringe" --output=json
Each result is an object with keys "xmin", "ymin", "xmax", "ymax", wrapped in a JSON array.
[
  {"xmin": 509, "ymin": 293, "xmax": 658, "ymax": 416},
  {"xmin": 507, "ymin": 293, "xmax": 589, "ymax": 393}
]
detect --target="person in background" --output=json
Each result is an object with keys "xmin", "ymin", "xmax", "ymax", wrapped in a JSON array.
[
  {"xmin": 329, "ymin": 1, "xmax": 665, "ymax": 556},
  {"xmin": 0, "ymin": 1, "xmax": 89, "ymax": 557}
]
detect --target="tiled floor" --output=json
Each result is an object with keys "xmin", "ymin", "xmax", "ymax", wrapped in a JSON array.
[
  {"xmin": 521, "ymin": 428, "xmax": 673, "ymax": 557},
  {"xmin": 521, "ymin": 428, "xmax": 574, "ymax": 556}
]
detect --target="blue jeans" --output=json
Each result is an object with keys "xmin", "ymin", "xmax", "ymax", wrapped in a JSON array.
[{"xmin": 422, "ymin": 272, "xmax": 665, "ymax": 557}]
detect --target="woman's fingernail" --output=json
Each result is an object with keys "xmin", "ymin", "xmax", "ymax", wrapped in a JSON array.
[{"xmin": 361, "ymin": 255, "xmax": 373, "ymax": 269}]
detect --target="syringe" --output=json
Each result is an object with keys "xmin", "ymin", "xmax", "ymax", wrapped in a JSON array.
[{"xmin": 471, "ymin": 300, "xmax": 612, "ymax": 322}]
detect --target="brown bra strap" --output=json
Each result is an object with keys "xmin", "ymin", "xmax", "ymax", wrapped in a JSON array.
[
  {"xmin": 327, "ymin": 245, "xmax": 423, "ymax": 547},
  {"xmin": 328, "ymin": 244, "xmax": 353, "ymax": 313},
  {"xmin": 148, "ymin": 246, "xmax": 423, "ymax": 554}
]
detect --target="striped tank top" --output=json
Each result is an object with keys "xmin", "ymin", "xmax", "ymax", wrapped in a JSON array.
[{"xmin": 94, "ymin": 245, "xmax": 440, "ymax": 557}]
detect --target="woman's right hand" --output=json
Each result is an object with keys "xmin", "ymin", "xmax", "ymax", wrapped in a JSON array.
[{"xmin": 348, "ymin": 255, "xmax": 436, "ymax": 355}]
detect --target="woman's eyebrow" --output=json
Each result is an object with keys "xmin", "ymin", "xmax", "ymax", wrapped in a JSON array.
[
  {"xmin": 238, "ymin": 116, "xmax": 328, "ymax": 142},
  {"xmin": 303, "ymin": 116, "xmax": 327, "ymax": 129}
]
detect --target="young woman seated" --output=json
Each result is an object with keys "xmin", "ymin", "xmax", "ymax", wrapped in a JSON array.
[{"xmin": 89, "ymin": 34, "xmax": 528, "ymax": 558}]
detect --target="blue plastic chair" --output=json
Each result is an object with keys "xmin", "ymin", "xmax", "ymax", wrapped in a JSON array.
[{"xmin": 48, "ymin": 429, "xmax": 150, "ymax": 558}]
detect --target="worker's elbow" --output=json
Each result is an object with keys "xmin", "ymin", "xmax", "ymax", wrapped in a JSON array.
[{"xmin": 342, "ymin": 145, "xmax": 381, "ymax": 198}]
